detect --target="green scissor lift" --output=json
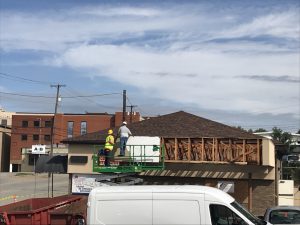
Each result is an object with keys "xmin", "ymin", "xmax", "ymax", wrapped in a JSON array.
[{"xmin": 92, "ymin": 144, "xmax": 165, "ymax": 173}]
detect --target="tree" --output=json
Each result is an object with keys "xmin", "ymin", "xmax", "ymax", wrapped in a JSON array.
[
  {"xmin": 297, "ymin": 129, "xmax": 300, "ymax": 134},
  {"xmin": 272, "ymin": 127, "xmax": 292, "ymax": 145},
  {"xmin": 254, "ymin": 128, "xmax": 267, "ymax": 133}
]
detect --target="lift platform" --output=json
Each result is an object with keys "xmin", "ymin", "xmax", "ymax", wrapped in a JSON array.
[{"xmin": 92, "ymin": 140, "xmax": 165, "ymax": 173}]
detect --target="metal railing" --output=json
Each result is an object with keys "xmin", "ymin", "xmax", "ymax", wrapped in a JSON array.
[{"xmin": 92, "ymin": 144, "xmax": 165, "ymax": 173}]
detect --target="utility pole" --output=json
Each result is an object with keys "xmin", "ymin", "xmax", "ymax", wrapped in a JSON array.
[
  {"xmin": 49, "ymin": 84, "xmax": 66, "ymax": 197},
  {"xmin": 123, "ymin": 90, "xmax": 126, "ymax": 122},
  {"xmin": 126, "ymin": 105, "xmax": 137, "ymax": 124}
]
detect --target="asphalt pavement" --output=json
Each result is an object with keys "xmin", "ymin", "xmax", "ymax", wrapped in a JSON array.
[{"xmin": 0, "ymin": 172, "xmax": 69, "ymax": 206}]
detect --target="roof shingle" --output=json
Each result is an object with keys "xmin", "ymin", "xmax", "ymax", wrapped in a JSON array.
[{"xmin": 63, "ymin": 111, "xmax": 260, "ymax": 144}]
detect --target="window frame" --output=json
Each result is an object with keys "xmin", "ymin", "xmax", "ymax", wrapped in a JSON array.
[
  {"xmin": 80, "ymin": 121, "xmax": 87, "ymax": 135},
  {"xmin": 45, "ymin": 120, "xmax": 52, "ymax": 128},
  {"xmin": 33, "ymin": 134, "xmax": 39, "ymax": 141},
  {"xmin": 44, "ymin": 134, "xmax": 51, "ymax": 141},
  {"xmin": 67, "ymin": 121, "xmax": 74, "ymax": 138},
  {"xmin": 33, "ymin": 120, "xmax": 40, "ymax": 128},
  {"xmin": 22, "ymin": 120, "xmax": 28, "ymax": 127},
  {"xmin": 21, "ymin": 134, "xmax": 28, "ymax": 141}
]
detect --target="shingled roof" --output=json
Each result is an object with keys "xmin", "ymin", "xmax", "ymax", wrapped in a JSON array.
[{"xmin": 63, "ymin": 111, "xmax": 260, "ymax": 144}]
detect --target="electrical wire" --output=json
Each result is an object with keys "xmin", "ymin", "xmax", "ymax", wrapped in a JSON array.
[
  {"xmin": 0, "ymin": 91, "xmax": 55, "ymax": 98},
  {"xmin": 0, "ymin": 72, "xmax": 53, "ymax": 85}
]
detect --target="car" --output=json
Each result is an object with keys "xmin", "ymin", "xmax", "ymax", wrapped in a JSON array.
[
  {"xmin": 264, "ymin": 206, "xmax": 300, "ymax": 224},
  {"xmin": 282, "ymin": 154, "xmax": 300, "ymax": 164}
]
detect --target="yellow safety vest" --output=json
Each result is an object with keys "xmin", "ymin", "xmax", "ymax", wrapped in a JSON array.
[{"xmin": 104, "ymin": 135, "xmax": 114, "ymax": 151}]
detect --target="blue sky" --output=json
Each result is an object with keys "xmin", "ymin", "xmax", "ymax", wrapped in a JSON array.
[{"xmin": 0, "ymin": 0, "xmax": 299, "ymax": 132}]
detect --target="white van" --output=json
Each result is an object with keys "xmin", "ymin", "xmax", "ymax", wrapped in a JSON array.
[{"xmin": 87, "ymin": 185, "xmax": 270, "ymax": 225}]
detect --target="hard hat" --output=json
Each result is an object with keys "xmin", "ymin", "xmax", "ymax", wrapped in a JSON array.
[
  {"xmin": 108, "ymin": 129, "xmax": 113, "ymax": 134},
  {"xmin": 122, "ymin": 121, "xmax": 127, "ymax": 125}
]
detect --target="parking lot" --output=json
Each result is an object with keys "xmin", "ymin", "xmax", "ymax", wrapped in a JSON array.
[{"xmin": 0, "ymin": 172, "xmax": 69, "ymax": 206}]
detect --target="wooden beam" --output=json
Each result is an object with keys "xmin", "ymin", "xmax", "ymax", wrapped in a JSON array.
[
  {"xmin": 248, "ymin": 173, "xmax": 253, "ymax": 212},
  {"xmin": 175, "ymin": 138, "xmax": 178, "ymax": 161},
  {"xmin": 243, "ymin": 139, "xmax": 246, "ymax": 162},
  {"xmin": 188, "ymin": 138, "xmax": 191, "ymax": 161},
  {"xmin": 257, "ymin": 139, "xmax": 260, "ymax": 165},
  {"xmin": 228, "ymin": 139, "xmax": 232, "ymax": 161},
  {"xmin": 201, "ymin": 138, "xmax": 204, "ymax": 161},
  {"xmin": 212, "ymin": 138, "xmax": 215, "ymax": 161},
  {"xmin": 216, "ymin": 138, "xmax": 219, "ymax": 161}
]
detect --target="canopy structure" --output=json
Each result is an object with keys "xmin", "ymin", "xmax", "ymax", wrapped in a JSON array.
[{"xmin": 35, "ymin": 155, "xmax": 68, "ymax": 173}]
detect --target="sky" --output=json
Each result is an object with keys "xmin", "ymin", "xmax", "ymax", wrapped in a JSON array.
[{"xmin": 0, "ymin": 0, "xmax": 299, "ymax": 132}]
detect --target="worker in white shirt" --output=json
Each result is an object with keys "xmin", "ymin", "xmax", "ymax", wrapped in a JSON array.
[{"xmin": 118, "ymin": 121, "xmax": 132, "ymax": 156}]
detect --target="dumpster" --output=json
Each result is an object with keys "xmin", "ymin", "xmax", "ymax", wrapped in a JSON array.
[{"xmin": 0, "ymin": 195, "xmax": 87, "ymax": 225}]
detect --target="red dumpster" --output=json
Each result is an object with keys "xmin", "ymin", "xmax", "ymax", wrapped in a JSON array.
[{"xmin": 0, "ymin": 195, "xmax": 86, "ymax": 225}]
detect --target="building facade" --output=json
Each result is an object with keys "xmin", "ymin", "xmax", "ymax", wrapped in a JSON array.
[
  {"xmin": 10, "ymin": 111, "xmax": 140, "ymax": 172},
  {"xmin": 0, "ymin": 108, "xmax": 15, "ymax": 127}
]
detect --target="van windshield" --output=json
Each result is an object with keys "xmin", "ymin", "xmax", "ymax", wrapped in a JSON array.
[{"xmin": 231, "ymin": 201, "xmax": 266, "ymax": 225}]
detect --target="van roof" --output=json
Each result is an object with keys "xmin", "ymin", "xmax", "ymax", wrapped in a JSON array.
[{"xmin": 90, "ymin": 185, "xmax": 235, "ymax": 203}]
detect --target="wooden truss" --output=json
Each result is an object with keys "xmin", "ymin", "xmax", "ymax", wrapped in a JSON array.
[{"xmin": 162, "ymin": 137, "xmax": 262, "ymax": 165}]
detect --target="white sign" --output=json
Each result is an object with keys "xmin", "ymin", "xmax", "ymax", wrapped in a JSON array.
[
  {"xmin": 126, "ymin": 136, "xmax": 160, "ymax": 163},
  {"xmin": 72, "ymin": 174, "xmax": 106, "ymax": 194},
  {"xmin": 217, "ymin": 181, "xmax": 234, "ymax": 193},
  {"xmin": 31, "ymin": 145, "xmax": 46, "ymax": 154}
]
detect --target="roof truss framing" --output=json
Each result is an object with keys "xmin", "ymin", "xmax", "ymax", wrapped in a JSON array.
[{"xmin": 163, "ymin": 137, "xmax": 262, "ymax": 165}]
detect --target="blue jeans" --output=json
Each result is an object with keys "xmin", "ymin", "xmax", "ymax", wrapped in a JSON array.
[{"xmin": 120, "ymin": 137, "xmax": 128, "ymax": 156}]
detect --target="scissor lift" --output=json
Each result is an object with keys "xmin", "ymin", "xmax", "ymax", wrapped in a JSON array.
[{"xmin": 92, "ymin": 144, "xmax": 165, "ymax": 173}]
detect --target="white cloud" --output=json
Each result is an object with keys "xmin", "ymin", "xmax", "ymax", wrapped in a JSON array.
[
  {"xmin": 1, "ymin": 3, "xmax": 299, "ymax": 120},
  {"xmin": 217, "ymin": 10, "xmax": 299, "ymax": 40},
  {"xmin": 52, "ymin": 44, "xmax": 299, "ymax": 117}
]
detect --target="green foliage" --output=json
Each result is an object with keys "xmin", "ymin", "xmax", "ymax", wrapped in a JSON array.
[
  {"xmin": 254, "ymin": 128, "xmax": 267, "ymax": 132},
  {"xmin": 271, "ymin": 127, "xmax": 292, "ymax": 145}
]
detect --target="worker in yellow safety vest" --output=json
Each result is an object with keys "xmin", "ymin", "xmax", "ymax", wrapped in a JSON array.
[{"xmin": 104, "ymin": 129, "xmax": 115, "ymax": 166}]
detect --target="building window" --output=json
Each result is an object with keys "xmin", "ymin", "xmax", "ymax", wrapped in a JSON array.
[
  {"xmin": 45, "ymin": 120, "xmax": 52, "ymax": 128},
  {"xmin": 44, "ymin": 135, "xmax": 51, "ymax": 141},
  {"xmin": 22, "ymin": 120, "xmax": 28, "ymax": 127},
  {"xmin": 80, "ymin": 121, "xmax": 87, "ymax": 135},
  {"xmin": 33, "ymin": 134, "xmax": 39, "ymax": 141},
  {"xmin": 1, "ymin": 119, "xmax": 7, "ymax": 126},
  {"xmin": 67, "ymin": 121, "xmax": 74, "ymax": 138},
  {"xmin": 21, "ymin": 134, "xmax": 27, "ymax": 141},
  {"xmin": 34, "ymin": 120, "xmax": 40, "ymax": 127}
]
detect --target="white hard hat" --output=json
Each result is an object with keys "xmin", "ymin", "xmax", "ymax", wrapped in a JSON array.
[{"xmin": 122, "ymin": 121, "xmax": 127, "ymax": 125}]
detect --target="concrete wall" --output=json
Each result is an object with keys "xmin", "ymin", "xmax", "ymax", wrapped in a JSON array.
[
  {"xmin": 0, "ymin": 127, "xmax": 11, "ymax": 172},
  {"xmin": 252, "ymin": 180, "xmax": 276, "ymax": 215},
  {"xmin": 0, "ymin": 109, "xmax": 15, "ymax": 127},
  {"xmin": 294, "ymin": 187, "xmax": 300, "ymax": 206},
  {"xmin": 68, "ymin": 144, "xmax": 95, "ymax": 174}
]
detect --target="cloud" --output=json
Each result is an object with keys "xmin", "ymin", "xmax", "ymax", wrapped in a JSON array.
[
  {"xmin": 235, "ymin": 75, "xmax": 300, "ymax": 83},
  {"xmin": 217, "ymin": 10, "xmax": 300, "ymax": 40},
  {"xmin": 51, "ymin": 43, "xmax": 299, "ymax": 116},
  {"xmin": 1, "ymin": 2, "xmax": 299, "ymax": 121}
]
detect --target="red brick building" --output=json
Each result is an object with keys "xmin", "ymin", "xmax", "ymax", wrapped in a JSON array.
[{"xmin": 10, "ymin": 112, "xmax": 140, "ymax": 171}]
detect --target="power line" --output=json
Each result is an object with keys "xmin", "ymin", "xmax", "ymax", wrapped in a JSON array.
[
  {"xmin": 0, "ymin": 91, "xmax": 55, "ymax": 98},
  {"xmin": 0, "ymin": 90, "xmax": 122, "ymax": 99},
  {"xmin": 0, "ymin": 72, "xmax": 53, "ymax": 85}
]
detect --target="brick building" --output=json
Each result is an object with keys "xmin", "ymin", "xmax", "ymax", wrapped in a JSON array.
[{"xmin": 10, "ymin": 111, "xmax": 140, "ymax": 172}]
